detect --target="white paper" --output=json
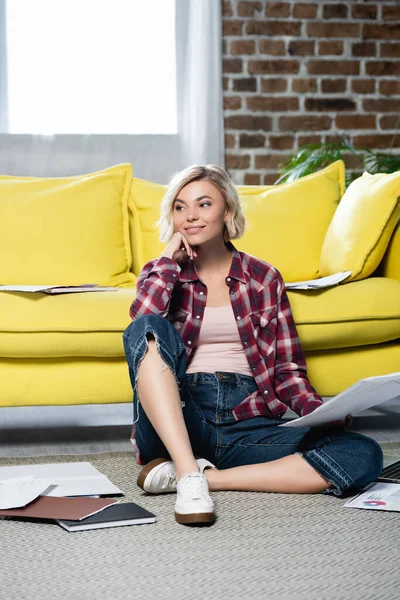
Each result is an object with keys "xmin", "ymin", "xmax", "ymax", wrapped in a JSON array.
[
  {"xmin": 0, "ymin": 462, "xmax": 123, "ymax": 497},
  {"xmin": 285, "ymin": 271, "xmax": 352, "ymax": 290},
  {"xmin": 0, "ymin": 284, "xmax": 118, "ymax": 294},
  {"xmin": 280, "ymin": 372, "xmax": 400, "ymax": 428},
  {"xmin": 0, "ymin": 477, "xmax": 52, "ymax": 509},
  {"xmin": 344, "ymin": 482, "xmax": 400, "ymax": 512}
]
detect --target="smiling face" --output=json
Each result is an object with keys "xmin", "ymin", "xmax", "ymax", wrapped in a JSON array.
[{"xmin": 173, "ymin": 179, "xmax": 229, "ymax": 245}]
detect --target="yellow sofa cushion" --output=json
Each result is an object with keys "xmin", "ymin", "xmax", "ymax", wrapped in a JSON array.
[
  {"xmin": 128, "ymin": 177, "xmax": 167, "ymax": 273},
  {"xmin": 235, "ymin": 160, "xmax": 345, "ymax": 281},
  {"xmin": 129, "ymin": 162, "xmax": 345, "ymax": 281},
  {"xmin": 319, "ymin": 170, "xmax": 400, "ymax": 282},
  {"xmin": 0, "ymin": 164, "xmax": 134, "ymax": 286},
  {"xmin": 288, "ymin": 277, "xmax": 400, "ymax": 351}
]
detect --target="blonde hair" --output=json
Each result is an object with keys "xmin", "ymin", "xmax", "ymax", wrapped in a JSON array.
[{"xmin": 158, "ymin": 164, "xmax": 246, "ymax": 244}]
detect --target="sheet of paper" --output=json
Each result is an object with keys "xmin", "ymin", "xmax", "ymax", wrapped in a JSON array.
[
  {"xmin": 285, "ymin": 271, "xmax": 352, "ymax": 290},
  {"xmin": 280, "ymin": 372, "xmax": 400, "ymax": 428},
  {"xmin": 0, "ymin": 285, "xmax": 65, "ymax": 292},
  {"xmin": 344, "ymin": 482, "xmax": 400, "ymax": 512},
  {"xmin": 0, "ymin": 462, "xmax": 123, "ymax": 497},
  {"xmin": 0, "ymin": 477, "xmax": 52, "ymax": 509}
]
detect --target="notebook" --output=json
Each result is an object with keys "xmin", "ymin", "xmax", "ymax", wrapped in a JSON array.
[
  {"xmin": 57, "ymin": 502, "xmax": 156, "ymax": 531},
  {"xmin": 0, "ymin": 495, "xmax": 118, "ymax": 521}
]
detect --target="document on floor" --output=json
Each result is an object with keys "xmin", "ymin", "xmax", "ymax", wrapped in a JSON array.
[
  {"xmin": 285, "ymin": 271, "xmax": 352, "ymax": 290},
  {"xmin": 0, "ymin": 462, "xmax": 123, "ymax": 497},
  {"xmin": 280, "ymin": 372, "xmax": 400, "ymax": 428},
  {"xmin": 0, "ymin": 477, "xmax": 52, "ymax": 509},
  {"xmin": 344, "ymin": 482, "xmax": 400, "ymax": 512},
  {"xmin": 0, "ymin": 284, "xmax": 119, "ymax": 294}
]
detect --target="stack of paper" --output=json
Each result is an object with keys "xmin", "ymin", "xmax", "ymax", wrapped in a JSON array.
[
  {"xmin": 285, "ymin": 271, "xmax": 352, "ymax": 290},
  {"xmin": 0, "ymin": 284, "xmax": 119, "ymax": 294}
]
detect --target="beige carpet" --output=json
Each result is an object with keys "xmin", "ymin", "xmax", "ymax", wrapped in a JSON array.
[{"xmin": 1, "ymin": 444, "xmax": 400, "ymax": 600}]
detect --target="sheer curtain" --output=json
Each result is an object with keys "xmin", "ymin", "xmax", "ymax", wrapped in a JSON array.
[{"xmin": 0, "ymin": 0, "xmax": 224, "ymax": 183}]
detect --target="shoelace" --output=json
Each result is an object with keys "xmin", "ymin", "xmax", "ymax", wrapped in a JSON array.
[
  {"xmin": 162, "ymin": 474, "xmax": 177, "ymax": 490},
  {"xmin": 184, "ymin": 473, "xmax": 206, "ymax": 500}
]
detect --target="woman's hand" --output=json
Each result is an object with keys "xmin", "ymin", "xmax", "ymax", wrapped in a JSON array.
[{"xmin": 161, "ymin": 232, "xmax": 197, "ymax": 263}]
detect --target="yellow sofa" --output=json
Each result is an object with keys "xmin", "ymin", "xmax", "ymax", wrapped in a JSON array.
[{"xmin": 0, "ymin": 161, "xmax": 399, "ymax": 407}]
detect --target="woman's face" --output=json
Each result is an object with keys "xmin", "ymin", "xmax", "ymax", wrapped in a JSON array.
[{"xmin": 172, "ymin": 179, "xmax": 228, "ymax": 246}]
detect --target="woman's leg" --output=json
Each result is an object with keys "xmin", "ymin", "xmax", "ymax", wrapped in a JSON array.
[{"xmin": 123, "ymin": 314, "xmax": 198, "ymax": 480}]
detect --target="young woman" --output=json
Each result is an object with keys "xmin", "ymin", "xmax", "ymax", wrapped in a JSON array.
[{"xmin": 123, "ymin": 165, "xmax": 383, "ymax": 526}]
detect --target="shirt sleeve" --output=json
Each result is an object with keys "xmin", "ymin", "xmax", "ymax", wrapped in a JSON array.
[
  {"xmin": 273, "ymin": 274, "xmax": 324, "ymax": 417},
  {"xmin": 129, "ymin": 257, "xmax": 181, "ymax": 320}
]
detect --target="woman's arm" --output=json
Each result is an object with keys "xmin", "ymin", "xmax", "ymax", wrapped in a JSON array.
[
  {"xmin": 129, "ymin": 257, "xmax": 180, "ymax": 320},
  {"xmin": 273, "ymin": 276, "xmax": 324, "ymax": 417}
]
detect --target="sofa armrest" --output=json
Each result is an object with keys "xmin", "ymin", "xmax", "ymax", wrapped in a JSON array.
[{"xmin": 381, "ymin": 220, "xmax": 400, "ymax": 281}]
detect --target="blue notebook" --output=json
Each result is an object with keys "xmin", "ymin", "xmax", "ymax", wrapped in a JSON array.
[{"xmin": 57, "ymin": 502, "xmax": 156, "ymax": 531}]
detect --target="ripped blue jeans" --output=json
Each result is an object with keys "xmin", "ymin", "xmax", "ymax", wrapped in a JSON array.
[{"xmin": 122, "ymin": 314, "xmax": 383, "ymax": 497}]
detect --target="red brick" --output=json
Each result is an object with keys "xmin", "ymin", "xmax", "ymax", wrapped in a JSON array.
[
  {"xmin": 362, "ymin": 24, "xmax": 399, "ymax": 40},
  {"xmin": 325, "ymin": 135, "xmax": 346, "ymax": 144},
  {"xmin": 261, "ymin": 78, "xmax": 287, "ymax": 93},
  {"xmin": 223, "ymin": 77, "xmax": 229, "ymax": 92},
  {"xmin": 223, "ymin": 20, "xmax": 244, "ymax": 36},
  {"xmin": 321, "ymin": 79, "xmax": 347, "ymax": 93},
  {"xmin": 380, "ymin": 115, "xmax": 399, "ymax": 130},
  {"xmin": 259, "ymin": 40, "xmax": 285, "ymax": 55},
  {"xmin": 224, "ymin": 115, "xmax": 273, "ymax": 131},
  {"xmin": 269, "ymin": 135, "xmax": 294, "ymax": 150},
  {"xmin": 305, "ymin": 98, "xmax": 356, "ymax": 111},
  {"xmin": 298, "ymin": 135, "xmax": 322, "ymax": 145},
  {"xmin": 265, "ymin": 2, "xmax": 291, "ymax": 18},
  {"xmin": 336, "ymin": 115, "xmax": 376, "ymax": 129},
  {"xmin": 255, "ymin": 154, "xmax": 285, "ymax": 169},
  {"xmin": 231, "ymin": 40, "xmax": 256, "ymax": 55},
  {"xmin": 307, "ymin": 22, "xmax": 359, "ymax": 38},
  {"xmin": 351, "ymin": 79, "xmax": 375, "ymax": 94},
  {"xmin": 292, "ymin": 3, "xmax": 317, "ymax": 19},
  {"xmin": 225, "ymin": 134, "xmax": 235, "ymax": 149},
  {"xmin": 323, "ymin": 4, "xmax": 348, "ymax": 19},
  {"xmin": 280, "ymin": 116, "xmax": 332, "ymax": 131},
  {"xmin": 380, "ymin": 81, "xmax": 400, "ymax": 96},
  {"xmin": 246, "ymin": 21, "xmax": 301, "ymax": 36},
  {"xmin": 352, "ymin": 42, "xmax": 376, "ymax": 57},
  {"xmin": 366, "ymin": 61, "xmax": 400, "ymax": 76},
  {"xmin": 352, "ymin": 134, "xmax": 400, "ymax": 149},
  {"xmin": 363, "ymin": 98, "xmax": 400, "ymax": 112},
  {"xmin": 222, "ymin": 1, "xmax": 233, "ymax": 17},
  {"xmin": 239, "ymin": 133, "xmax": 266, "ymax": 148},
  {"xmin": 288, "ymin": 41, "xmax": 315, "ymax": 56},
  {"xmin": 380, "ymin": 43, "xmax": 400, "ymax": 58},
  {"xmin": 233, "ymin": 77, "xmax": 257, "ymax": 92},
  {"xmin": 292, "ymin": 78, "xmax": 317, "ymax": 93},
  {"xmin": 244, "ymin": 173, "xmax": 261, "ymax": 185},
  {"xmin": 224, "ymin": 96, "xmax": 242, "ymax": 110},
  {"xmin": 264, "ymin": 173, "xmax": 280, "ymax": 185},
  {"xmin": 223, "ymin": 58, "xmax": 243, "ymax": 74},
  {"xmin": 308, "ymin": 60, "xmax": 359, "ymax": 75},
  {"xmin": 249, "ymin": 59, "xmax": 300, "ymax": 75},
  {"xmin": 225, "ymin": 154, "xmax": 251, "ymax": 169},
  {"xmin": 382, "ymin": 6, "xmax": 400, "ymax": 21},
  {"xmin": 237, "ymin": 1, "xmax": 262, "ymax": 17},
  {"xmin": 352, "ymin": 5, "xmax": 377, "ymax": 19},
  {"xmin": 247, "ymin": 96, "xmax": 299, "ymax": 111},
  {"xmin": 318, "ymin": 41, "xmax": 343, "ymax": 55}
]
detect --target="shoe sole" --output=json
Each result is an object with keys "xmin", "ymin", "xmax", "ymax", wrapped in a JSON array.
[
  {"xmin": 175, "ymin": 511, "xmax": 215, "ymax": 525},
  {"xmin": 137, "ymin": 457, "xmax": 171, "ymax": 492}
]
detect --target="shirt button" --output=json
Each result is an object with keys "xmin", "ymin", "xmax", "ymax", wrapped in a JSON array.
[
  {"xmin": 172, "ymin": 274, "xmax": 177, "ymax": 277},
  {"xmin": 166, "ymin": 286, "xmax": 171, "ymax": 291},
  {"xmin": 244, "ymin": 342, "xmax": 248, "ymax": 346},
  {"xmin": 199, "ymin": 291, "xmax": 204, "ymax": 295},
  {"xmin": 252, "ymin": 367, "xmax": 256, "ymax": 371},
  {"xmin": 264, "ymin": 391, "xmax": 268, "ymax": 395},
  {"xmin": 196, "ymin": 315, "xmax": 200, "ymax": 319},
  {"xmin": 188, "ymin": 341, "xmax": 192, "ymax": 345},
  {"xmin": 227, "ymin": 277, "xmax": 231, "ymax": 282},
  {"xmin": 237, "ymin": 316, "xmax": 241, "ymax": 320}
]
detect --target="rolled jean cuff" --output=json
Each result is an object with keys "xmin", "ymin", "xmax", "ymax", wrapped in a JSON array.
[{"xmin": 295, "ymin": 449, "xmax": 354, "ymax": 496}]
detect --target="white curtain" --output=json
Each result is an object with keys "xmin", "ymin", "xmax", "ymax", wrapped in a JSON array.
[{"xmin": 0, "ymin": 0, "xmax": 224, "ymax": 183}]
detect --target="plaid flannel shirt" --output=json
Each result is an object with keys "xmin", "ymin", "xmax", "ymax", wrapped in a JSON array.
[{"xmin": 129, "ymin": 244, "xmax": 323, "ymax": 420}]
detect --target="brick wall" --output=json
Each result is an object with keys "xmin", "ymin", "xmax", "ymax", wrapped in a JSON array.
[{"xmin": 222, "ymin": 0, "xmax": 400, "ymax": 184}]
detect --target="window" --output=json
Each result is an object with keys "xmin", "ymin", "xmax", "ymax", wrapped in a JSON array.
[{"xmin": 5, "ymin": 0, "xmax": 177, "ymax": 134}]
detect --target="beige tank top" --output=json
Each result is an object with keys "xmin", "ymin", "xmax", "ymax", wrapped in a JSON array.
[{"xmin": 186, "ymin": 305, "xmax": 253, "ymax": 376}]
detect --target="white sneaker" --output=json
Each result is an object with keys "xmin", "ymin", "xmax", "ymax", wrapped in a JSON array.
[
  {"xmin": 137, "ymin": 457, "xmax": 215, "ymax": 495},
  {"xmin": 175, "ymin": 472, "xmax": 215, "ymax": 525}
]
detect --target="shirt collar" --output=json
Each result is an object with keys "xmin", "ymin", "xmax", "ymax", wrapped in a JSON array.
[{"xmin": 179, "ymin": 243, "xmax": 248, "ymax": 284}]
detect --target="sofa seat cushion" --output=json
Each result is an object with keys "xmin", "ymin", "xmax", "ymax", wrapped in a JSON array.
[
  {"xmin": 0, "ymin": 289, "xmax": 135, "ymax": 358},
  {"xmin": 288, "ymin": 277, "xmax": 400, "ymax": 351}
]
